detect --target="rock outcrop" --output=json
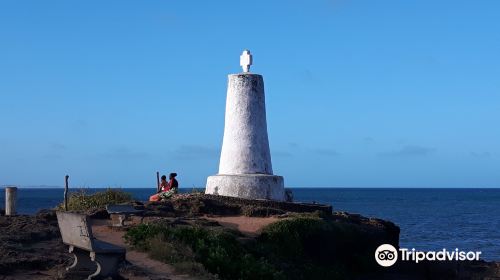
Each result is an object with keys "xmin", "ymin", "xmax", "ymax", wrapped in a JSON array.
[{"xmin": 0, "ymin": 194, "xmax": 498, "ymax": 279}]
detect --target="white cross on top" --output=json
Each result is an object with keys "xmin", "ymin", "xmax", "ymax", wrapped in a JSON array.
[{"xmin": 240, "ymin": 50, "xmax": 252, "ymax": 73}]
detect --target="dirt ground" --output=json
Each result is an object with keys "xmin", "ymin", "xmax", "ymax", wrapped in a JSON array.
[
  {"xmin": 89, "ymin": 215, "xmax": 280, "ymax": 279},
  {"xmin": 204, "ymin": 215, "xmax": 278, "ymax": 237},
  {"xmin": 5, "ymin": 194, "xmax": 495, "ymax": 279},
  {"xmin": 91, "ymin": 219, "xmax": 196, "ymax": 280},
  {"xmin": 0, "ymin": 215, "xmax": 281, "ymax": 280}
]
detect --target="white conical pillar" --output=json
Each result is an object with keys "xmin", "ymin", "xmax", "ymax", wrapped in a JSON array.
[{"xmin": 205, "ymin": 51, "xmax": 285, "ymax": 201}]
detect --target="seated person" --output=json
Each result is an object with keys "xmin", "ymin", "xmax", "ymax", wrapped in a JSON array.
[
  {"xmin": 149, "ymin": 173, "xmax": 179, "ymax": 201},
  {"xmin": 167, "ymin": 173, "xmax": 179, "ymax": 192},
  {"xmin": 159, "ymin": 175, "xmax": 169, "ymax": 192}
]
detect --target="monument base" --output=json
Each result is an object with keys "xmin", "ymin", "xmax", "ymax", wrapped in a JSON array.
[{"xmin": 205, "ymin": 174, "xmax": 285, "ymax": 201}]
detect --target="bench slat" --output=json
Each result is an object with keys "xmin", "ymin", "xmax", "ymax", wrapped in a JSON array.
[{"xmin": 56, "ymin": 211, "xmax": 93, "ymax": 251}]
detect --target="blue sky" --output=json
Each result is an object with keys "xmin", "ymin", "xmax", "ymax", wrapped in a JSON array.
[{"xmin": 0, "ymin": 0, "xmax": 499, "ymax": 188}]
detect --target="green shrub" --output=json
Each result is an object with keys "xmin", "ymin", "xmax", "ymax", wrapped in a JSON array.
[
  {"xmin": 124, "ymin": 223, "xmax": 283, "ymax": 280},
  {"xmin": 124, "ymin": 217, "xmax": 380, "ymax": 280},
  {"xmin": 148, "ymin": 234, "xmax": 195, "ymax": 263},
  {"xmin": 256, "ymin": 217, "xmax": 380, "ymax": 279},
  {"xmin": 173, "ymin": 261, "xmax": 212, "ymax": 277},
  {"xmin": 258, "ymin": 217, "xmax": 324, "ymax": 261},
  {"xmin": 57, "ymin": 188, "xmax": 133, "ymax": 211},
  {"xmin": 124, "ymin": 223, "xmax": 165, "ymax": 249}
]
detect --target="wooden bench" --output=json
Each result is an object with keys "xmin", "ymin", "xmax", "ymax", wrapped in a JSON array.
[{"xmin": 56, "ymin": 211, "xmax": 126, "ymax": 279}]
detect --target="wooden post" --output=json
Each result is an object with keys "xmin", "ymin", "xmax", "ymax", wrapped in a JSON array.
[
  {"xmin": 64, "ymin": 175, "xmax": 69, "ymax": 211},
  {"xmin": 156, "ymin": 172, "xmax": 160, "ymax": 192},
  {"xmin": 5, "ymin": 187, "xmax": 17, "ymax": 216}
]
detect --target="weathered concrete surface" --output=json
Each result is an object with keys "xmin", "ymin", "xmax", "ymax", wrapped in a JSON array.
[
  {"xmin": 206, "ymin": 73, "xmax": 285, "ymax": 200},
  {"xmin": 206, "ymin": 174, "xmax": 284, "ymax": 201},
  {"xmin": 5, "ymin": 187, "xmax": 17, "ymax": 216},
  {"xmin": 219, "ymin": 74, "xmax": 273, "ymax": 175},
  {"xmin": 56, "ymin": 211, "xmax": 93, "ymax": 250}
]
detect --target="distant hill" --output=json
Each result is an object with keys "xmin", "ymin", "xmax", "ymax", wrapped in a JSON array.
[{"xmin": 19, "ymin": 185, "xmax": 62, "ymax": 188}]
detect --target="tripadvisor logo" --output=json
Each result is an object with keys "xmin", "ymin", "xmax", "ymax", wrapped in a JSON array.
[
  {"xmin": 375, "ymin": 244, "xmax": 482, "ymax": 267},
  {"xmin": 375, "ymin": 244, "xmax": 398, "ymax": 267}
]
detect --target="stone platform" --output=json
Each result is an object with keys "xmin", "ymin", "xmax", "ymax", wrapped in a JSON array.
[{"xmin": 205, "ymin": 174, "xmax": 285, "ymax": 201}]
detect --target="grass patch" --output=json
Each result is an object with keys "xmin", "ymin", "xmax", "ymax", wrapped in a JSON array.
[
  {"xmin": 125, "ymin": 224, "xmax": 284, "ymax": 280},
  {"xmin": 57, "ymin": 188, "xmax": 133, "ymax": 211},
  {"xmin": 173, "ymin": 261, "xmax": 211, "ymax": 276},
  {"xmin": 125, "ymin": 216, "xmax": 384, "ymax": 280},
  {"xmin": 256, "ymin": 216, "xmax": 385, "ymax": 279}
]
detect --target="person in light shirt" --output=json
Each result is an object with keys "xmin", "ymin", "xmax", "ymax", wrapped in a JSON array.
[{"xmin": 149, "ymin": 173, "xmax": 178, "ymax": 201}]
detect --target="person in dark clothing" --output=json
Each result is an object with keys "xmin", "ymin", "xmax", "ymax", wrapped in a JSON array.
[{"xmin": 168, "ymin": 173, "xmax": 179, "ymax": 193}]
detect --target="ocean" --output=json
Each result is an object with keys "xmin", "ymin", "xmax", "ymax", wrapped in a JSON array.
[{"xmin": 1, "ymin": 188, "xmax": 499, "ymax": 261}]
